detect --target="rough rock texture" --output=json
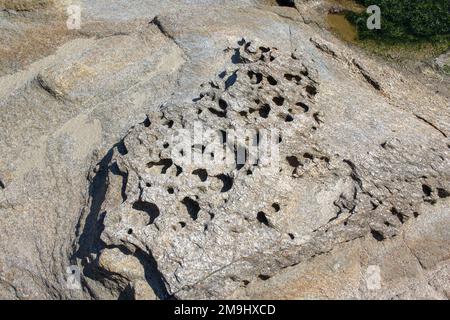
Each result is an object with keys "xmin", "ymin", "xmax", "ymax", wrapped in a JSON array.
[
  {"xmin": 87, "ymin": 39, "xmax": 449, "ymax": 299},
  {"xmin": 0, "ymin": 0, "xmax": 449, "ymax": 299}
]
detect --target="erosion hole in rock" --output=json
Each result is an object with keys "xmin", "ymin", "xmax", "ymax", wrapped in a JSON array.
[
  {"xmin": 272, "ymin": 96, "xmax": 285, "ymax": 106},
  {"xmin": 110, "ymin": 162, "xmax": 128, "ymax": 203},
  {"xmin": 422, "ymin": 184, "xmax": 432, "ymax": 197},
  {"xmin": 285, "ymin": 73, "xmax": 301, "ymax": 83},
  {"xmin": 247, "ymin": 71, "xmax": 263, "ymax": 84},
  {"xmin": 258, "ymin": 274, "xmax": 271, "ymax": 280},
  {"xmin": 285, "ymin": 114, "xmax": 294, "ymax": 122},
  {"xmin": 296, "ymin": 102, "xmax": 309, "ymax": 112},
  {"xmin": 132, "ymin": 201, "xmax": 161, "ymax": 225},
  {"xmin": 259, "ymin": 104, "xmax": 271, "ymax": 118},
  {"xmin": 320, "ymin": 156, "xmax": 330, "ymax": 163},
  {"xmin": 257, "ymin": 211, "xmax": 270, "ymax": 227},
  {"xmin": 127, "ymin": 228, "xmax": 133, "ymax": 235},
  {"xmin": 371, "ymin": 229, "xmax": 385, "ymax": 241},
  {"xmin": 0, "ymin": 180, "xmax": 5, "ymax": 189},
  {"xmin": 175, "ymin": 164, "xmax": 183, "ymax": 176},
  {"xmin": 231, "ymin": 48, "xmax": 245, "ymax": 64},
  {"xmin": 437, "ymin": 188, "xmax": 450, "ymax": 198},
  {"xmin": 192, "ymin": 169, "xmax": 208, "ymax": 182},
  {"xmin": 225, "ymin": 72, "xmax": 238, "ymax": 89},
  {"xmin": 163, "ymin": 142, "xmax": 169, "ymax": 149},
  {"xmin": 116, "ymin": 140, "xmax": 128, "ymax": 156},
  {"xmin": 165, "ymin": 120, "xmax": 174, "ymax": 128},
  {"xmin": 313, "ymin": 112, "xmax": 323, "ymax": 124},
  {"xmin": 218, "ymin": 99, "xmax": 228, "ymax": 110},
  {"xmin": 303, "ymin": 152, "xmax": 314, "ymax": 160},
  {"xmin": 305, "ymin": 84, "xmax": 318, "ymax": 96},
  {"xmin": 267, "ymin": 75, "xmax": 278, "ymax": 85},
  {"xmin": 147, "ymin": 159, "xmax": 173, "ymax": 174},
  {"xmin": 143, "ymin": 116, "xmax": 151, "ymax": 127},
  {"xmin": 167, "ymin": 187, "xmax": 174, "ymax": 194},
  {"xmin": 276, "ymin": 0, "xmax": 295, "ymax": 7},
  {"xmin": 391, "ymin": 207, "xmax": 405, "ymax": 224},
  {"xmin": 208, "ymin": 107, "xmax": 227, "ymax": 118},
  {"xmin": 182, "ymin": 197, "xmax": 200, "ymax": 221},
  {"xmin": 216, "ymin": 174, "xmax": 234, "ymax": 192},
  {"xmin": 286, "ymin": 156, "xmax": 300, "ymax": 167},
  {"xmin": 179, "ymin": 221, "xmax": 186, "ymax": 228},
  {"xmin": 288, "ymin": 233, "xmax": 295, "ymax": 240},
  {"xmin": 271, "ymin": 203, "xmax": 280, "ymax": 212}
]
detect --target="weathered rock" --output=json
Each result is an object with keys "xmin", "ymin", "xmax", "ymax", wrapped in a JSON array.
[{"xmin": 86, "ymin": 37, "xmax": 449, "ymax": 299}]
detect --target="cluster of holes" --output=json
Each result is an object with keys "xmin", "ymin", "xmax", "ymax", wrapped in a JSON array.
[
  {"xmin": 224, "ymin": 42, "xmax": 319, "ymax": 135},
  {"xmin": 369, "ymin": 182, "xmax": 450, "ymax": 242},
  {"xmin": 133, "ymin": 41, "xmax": 323, "ymax": 241}
]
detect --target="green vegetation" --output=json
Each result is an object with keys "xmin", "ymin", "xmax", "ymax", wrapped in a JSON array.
[
  {"xmin": 346, "ymin": 0, "xmax": 450, "ymax": 43},
  {"xmin": 444, "ymin": 64, "xmax": 450, "ymax": 75}
]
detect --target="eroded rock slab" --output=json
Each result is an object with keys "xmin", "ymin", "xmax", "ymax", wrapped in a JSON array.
[{"xmin": 86, "ymin": 40, "xmax": 450, "ymax": 299}]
